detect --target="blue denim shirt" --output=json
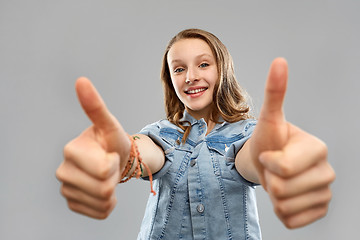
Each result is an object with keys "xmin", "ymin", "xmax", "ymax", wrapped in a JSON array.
[{"xmin": 137, "ymin": 111, "xmax": 261, "ymax": 240}]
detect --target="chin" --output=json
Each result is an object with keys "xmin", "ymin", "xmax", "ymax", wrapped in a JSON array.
[{"xmin": 186, "ymin": 104, "xmax": 212, "ymax": 114}]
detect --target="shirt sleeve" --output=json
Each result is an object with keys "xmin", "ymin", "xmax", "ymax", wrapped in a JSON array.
[
  {"xmin": 225, "ymin": 119, "xmax": 258, "ymax": 186},
  {"xmin": 138, "ymin": 120, "xmax": 175, "ymax": 181},
  {"xmin": 225, "ymin": 119, "xmax": 257, "ymax": 158}
]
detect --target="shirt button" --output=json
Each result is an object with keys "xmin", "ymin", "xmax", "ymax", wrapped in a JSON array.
[
  {"xmin": 196, "ymin": 204, "xmax": 205, "ymax": 213},
  {"xmin": 190, "ymin": 159, "xmax": 196, "ymax": 167}
]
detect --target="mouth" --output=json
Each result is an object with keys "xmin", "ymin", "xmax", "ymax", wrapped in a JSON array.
[{"xmin": 184, "ymin": 87, "xmax": 208, "ymax": 95}]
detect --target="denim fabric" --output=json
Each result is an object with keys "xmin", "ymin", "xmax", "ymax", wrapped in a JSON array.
[{"xmin": 137, "ymin": 111, "xmax": 262, "ymax": 240}]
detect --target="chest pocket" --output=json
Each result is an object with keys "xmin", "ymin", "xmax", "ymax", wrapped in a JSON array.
[
  {"xmin": 206, "ymin": 134, "xmax": 245, "ymax": 182},
  {"xmin": 159, "ymin": 128, "xmax": 193, "ymax": 176}
]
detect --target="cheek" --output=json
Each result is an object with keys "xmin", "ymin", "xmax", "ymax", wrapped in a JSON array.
[
  {"xmin": 207, "ymin": 71, "xmax": 219, "ymax": 89},
  {"xmin": 171, "ymin": 78, "xmax": 183, "ymax": 95}
]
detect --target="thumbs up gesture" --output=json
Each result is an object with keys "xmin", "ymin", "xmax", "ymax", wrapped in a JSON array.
[
  {"xmin": 249, "ymin": 58, "xmax": 336, "ymax": 228},
  {"xmin": 56, "ymin": 77, "xmax": 131, "ymax": 219}
]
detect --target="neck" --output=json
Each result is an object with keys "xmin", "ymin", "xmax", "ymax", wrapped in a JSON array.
[
  {"xmin": 187, "ymin": 102, "xmax": 216, "ymax": 121},
  {"xmin": 186, "ymin": 107, "xmax": 211, "ymax": 122},
  {"xmin": 186, "ymin": 107, "xmax": 219, "ymax": 135}
]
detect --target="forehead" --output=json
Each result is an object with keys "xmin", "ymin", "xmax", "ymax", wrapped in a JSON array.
[{"xmin": 167, "ymin": 38, "xmax": 214, "ymax": 62}]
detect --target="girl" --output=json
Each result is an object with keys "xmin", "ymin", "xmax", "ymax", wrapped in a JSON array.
[{"xmin": 56, "ymin": 29, "xmax": 335, "ymax": 240}]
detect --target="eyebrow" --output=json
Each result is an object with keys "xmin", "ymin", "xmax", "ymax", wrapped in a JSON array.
[{"xmin": 170, "ymin": 53, "xmax": 213, "ymax": 65}]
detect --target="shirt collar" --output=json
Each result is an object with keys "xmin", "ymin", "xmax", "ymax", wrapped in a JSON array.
[
  {"xmin": 180, "ymin": 110, "xmax": 228, "ymax": 129},
  {"xmin": 180, "ymin": 110, "xmax": 200, "ymax": 126}
]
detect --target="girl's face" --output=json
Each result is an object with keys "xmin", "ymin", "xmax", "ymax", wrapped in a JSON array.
[{"xmin": 167, "ymin": 38, "xmax": 218, "ymax": 120}]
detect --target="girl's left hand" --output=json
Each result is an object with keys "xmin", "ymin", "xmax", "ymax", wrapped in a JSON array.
[{"xmin": 250, "ymin": 58, "xmax": 336, "ymax": 229}]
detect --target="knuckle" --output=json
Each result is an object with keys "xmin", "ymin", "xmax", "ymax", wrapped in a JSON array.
[
  {"xmin": 273, "ymin": 200, "xmax": 289, "ymax": 217},
  {"xmin": 99, "ymin": 182, "xmax": 115, "ymax": 199},
  {"xmin": 319, "ymin": 205, "xmax": 329, "ymax": 218},
  {"xmin": 60, "ymin": 185, "xmax": 76, "ymax": 201},
  {"xmin": 318, "ymin": 142, "xmax": 328, "ymax": 160},
  {"xmin": 325, "ymin": 188, "xmax": 333, "ymax": 202},
  {"xmin": 269, "ymin": 180, "xmax": 286, "ymax": 198},
  {"xmin": 60, "ymin": 185, "xmax": 69, "ymax": 198},
  {"xmin": 100, "ymin": 197, "xmax": 117, "ymax": 212},
  {"xmin": 97, "ymin": 204, "xmax": 115, "ymax": 220},
  {"xmin": 97, "ymin": 211, "xmax": 110, "ymax": 220},
  {"xmin": 67, "ymin": 200, "xmax": 79, "ymax": 212},
  {"xmin": 276, "ymin": 214, "xmax": 294, "ymax": 229},
  {"xmin": 56, "ymin": 162, "xmax": 73, "ymax": 184},
  {"xmin": 278, "ymin": 160, "xmax": 294, "ymax": 177},
  {"xmin": 96, "ymin": 159, "xmax": 112, "ymax": 179},
  {"xmin": 280, "ymin": 214, "xmax": 299, "ymax": 229},
  {"xmin": 100, "ymin": 201, "xmax": 112, "ymax": 212},
  {"xmin": 316, "ymin": 188, "xmax": 332, "ymax": 205},
  {"xmin": 283, "ymin": 219, "xmax": 296, "ymax": 229},
  {"xmin": 327, "ymin": 166, "xmax": 336, "ymax": 183},
  {"xmin": 55, "ymin": 168, "xmax": 63, "ymax": 181},
  {"xmin": 320, "ymin": 163, "xmax": 336, "ymax": 185},
  {"xmin": 314, "ymin": 204, "xmax": 329, "ymax": 221},
  {"xmin": 63, "ymin": 142, "xmax": 75, "ymax": 160},
  {"xmin": 55, "ymin": 165, "xmax": 66, "ymax": 182}
]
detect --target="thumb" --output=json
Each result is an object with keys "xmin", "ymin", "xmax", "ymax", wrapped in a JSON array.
[
  {"xmin": 75, "ymin": 77, "xmax": 130, "ymax": 158},
  {"xmin": 259, "ymin": 57, "xmax": 288, "ymax": 123},
  {"xmin": 75, "ymin": 77, "xmax": 118, "ymax": 132},
  {"xmin": 251, "ymin": 58, "xmax": 289, "ymax": 186}
]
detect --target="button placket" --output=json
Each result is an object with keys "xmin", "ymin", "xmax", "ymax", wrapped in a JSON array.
[{"xmin": 187, "ymin": 143, "xmax": 206, "ymax": 237}]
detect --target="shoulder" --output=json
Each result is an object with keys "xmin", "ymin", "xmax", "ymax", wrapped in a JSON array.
[
  {"xmin": 219, "ymin": 119, "xmax": 257, "ymax": 136},
  {"xmin": 139, "ymin": 119, "xmax": 181, "ymax": 135},
  {"xmin": 228, "ymin": 119, "xmax": 257, "ymax": 128}
]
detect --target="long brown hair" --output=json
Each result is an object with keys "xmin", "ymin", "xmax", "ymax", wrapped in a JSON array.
[{"xmin": 161, "ymin": 28, "xmax": 252, "ymax": 143}]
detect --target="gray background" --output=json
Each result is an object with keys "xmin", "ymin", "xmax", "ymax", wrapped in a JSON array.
[{"xmin": 1, "ymin": 0, "xmax": 358, "ymax": 239}]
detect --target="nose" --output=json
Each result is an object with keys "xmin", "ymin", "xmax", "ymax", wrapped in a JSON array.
[{"xmin": 186, "ymin": 67, "xmax": 199, "ymax": 83}]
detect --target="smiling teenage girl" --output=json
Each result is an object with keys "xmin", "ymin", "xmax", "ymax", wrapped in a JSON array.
[{"xmin": 56, "ymin": 29, "xmax": 335, "ymax": 240}]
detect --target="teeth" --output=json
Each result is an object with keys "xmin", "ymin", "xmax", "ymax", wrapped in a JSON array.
[{"xmin": 187, "ymin": 88, "xmax": 206, "ymax": 94}]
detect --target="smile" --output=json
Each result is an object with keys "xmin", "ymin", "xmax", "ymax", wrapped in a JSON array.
[{"xmin": 185, "ymin": 87, "xmax": 208, "ymax": 94}]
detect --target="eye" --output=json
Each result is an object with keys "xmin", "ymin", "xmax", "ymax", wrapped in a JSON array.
[
  {"xmin": 174, "ymin": 68, "xmax": 185, "ymax": 73},
  {"xmin": 199, "ymin": 63, "xmax": 209, "ymax": 68}
]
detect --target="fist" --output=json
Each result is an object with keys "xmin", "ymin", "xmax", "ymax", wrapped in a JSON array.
[
  {"xmin": 56, "ymin": 134, "xmax": 120, "ymax": 219},
  {"xmin": 260, "ymin": 125, "xmax": 335, "ymax": 228},
  {"xmin": 250, "ymin": 58, "xmax": 335, "ymax": 228},
  {"xmin": 56, "ymin": 77, "xmax": 130, "ymax": 219}
]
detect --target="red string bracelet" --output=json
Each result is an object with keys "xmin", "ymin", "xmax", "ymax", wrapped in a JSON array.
[{"xmin": 119, "ymin": 135, "xmax": 156, "ymax": 196}]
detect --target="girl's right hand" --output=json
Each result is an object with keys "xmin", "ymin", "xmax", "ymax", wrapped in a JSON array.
[{"xmin": 56, "ymin": 77, "xmax": 131, "ymax": 219}]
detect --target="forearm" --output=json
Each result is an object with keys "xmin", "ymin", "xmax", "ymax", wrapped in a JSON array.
[
  {"xmin": 235, "ymin": 139, "xmax": 260, "ymax": 184},
  {"xmin": 122, "ymin": 134, "xmax": 165, "ymax": 179}
]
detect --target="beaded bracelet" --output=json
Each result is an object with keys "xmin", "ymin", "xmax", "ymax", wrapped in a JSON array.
[{"xmin": 119, "ymin": 134, "xmax": 156, "ymax": 196}]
